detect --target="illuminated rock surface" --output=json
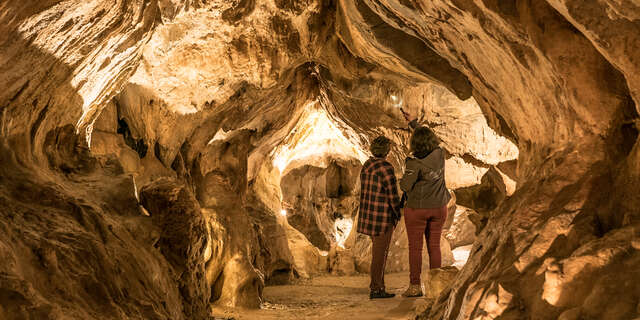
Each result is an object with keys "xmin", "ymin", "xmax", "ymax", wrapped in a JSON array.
[{"xmin": 1, "ymin": 1, "xmax": 639, "ymax": 320}]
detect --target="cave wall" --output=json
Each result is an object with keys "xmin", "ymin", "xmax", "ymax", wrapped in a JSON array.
[
  {"xmin": 0, "ymin": 1, "xmax": 195, "ymax": 319},
  {"xmin": 280, "ymin": 159, "xmax": 360, "ymax": 250},
  {"xmin": 1, "ymin": 0, "xmax": 639, "ymax": 319},
  {"xmin": 346, "ymin": 1, "xmax": 640, "ymax": 319},
  {"xmin": 317, "ymin": 0, "xmax": 640, "ymax": 318}
]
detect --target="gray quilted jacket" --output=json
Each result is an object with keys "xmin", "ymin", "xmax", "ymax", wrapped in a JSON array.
[{"xmin": 399, "ymin": 148, "xmax": 451, "ymax": 209}]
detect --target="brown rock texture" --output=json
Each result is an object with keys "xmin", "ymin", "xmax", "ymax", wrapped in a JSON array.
[
  {"xmin": 280, "ymin": 159, "xmax": 360, "ymax": 251},
  {"xmin": 1, "ymin": 0, "xmax": 639, "ymax": 319},
  {"xmin": 445, "ymin": 206, "xmax": 478, "ymax": 249}
]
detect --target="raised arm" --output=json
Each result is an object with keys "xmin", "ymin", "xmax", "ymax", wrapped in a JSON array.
[{"xmin": 401, "ymin": 108, "xmax": 419, "ymax": 130}]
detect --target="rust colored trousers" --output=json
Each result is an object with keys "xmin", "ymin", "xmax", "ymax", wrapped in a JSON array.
[
  {"xmin": 369, "ymin": 226, "xmax": 394, "ymax": 291},
  {"xmin": 404, "ymin": 206, "xmax": 447, "ymax": 285}
]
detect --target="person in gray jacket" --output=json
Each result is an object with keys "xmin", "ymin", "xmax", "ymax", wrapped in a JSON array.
[{"xmin": 399, "ymin": 120, "xmax": 451, "ymax": 298}]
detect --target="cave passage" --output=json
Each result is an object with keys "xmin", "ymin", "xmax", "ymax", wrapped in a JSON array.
[
  {"xmin": 216, "ymin": 89, "xmax": 520, "ymax": 318},
  {"xmin": 1, "ymin": 1, "xmax": 639, "ymax": 320}
]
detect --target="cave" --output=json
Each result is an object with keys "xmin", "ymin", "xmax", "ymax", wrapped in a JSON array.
[{"xmin": 1, "ymin": 1, "xmax": 639, "ymax": 320}]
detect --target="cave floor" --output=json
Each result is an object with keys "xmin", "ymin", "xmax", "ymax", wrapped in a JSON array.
[{"xmin": 211, "ymin": 272, "xmax": 427, "ymax": 320}]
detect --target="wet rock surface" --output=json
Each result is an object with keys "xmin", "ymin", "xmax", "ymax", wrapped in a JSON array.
[{"xmin": 1, "ymin": 0, "xmax": 639, "ymax": 319}]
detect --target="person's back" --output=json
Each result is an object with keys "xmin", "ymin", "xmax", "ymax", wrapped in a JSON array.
[
  {"xmin": 399, "ymin": 125, "xmax": 451, "ymax": 298},
  {"xmin": 401, "ymin": 147, "xmax": 450, "ymax": 209},
  {"xmin": 357, "ymin": 157, "xmax": 401, "ymax": 235},
  {"xmin": 355, "ymin": 136, "xmax": 401, "ymax": 300}
]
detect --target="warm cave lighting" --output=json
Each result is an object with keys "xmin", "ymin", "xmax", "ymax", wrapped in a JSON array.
[
  {"xmin": 132, "ymin": 176, "xmax": 139, "ymax": 202},
  {"xmin": 334, "ymin": 217, "xmax": 353, "ymax": 249},
  {"xmin": 390, "ymin": 94, "xmax": 403, "ymax": 108},
  {"xmin": 280, "ymin": 209, "xmax": 287, "ymax": 217},
  {"xmin": 272, "ymin": 104, "xmax": 368, "ymax": 173}
]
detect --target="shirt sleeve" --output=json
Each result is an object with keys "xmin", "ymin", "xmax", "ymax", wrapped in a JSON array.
[
  {"xmin": 400, "ymin": 158, "xmax": 419, "ymax": 192},
  {"xmin": 382, "ymin": 162, "xmax": 402, "ymax": 217}
]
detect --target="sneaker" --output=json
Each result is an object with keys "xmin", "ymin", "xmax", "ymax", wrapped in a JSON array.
[
  {"xmin": 401, "ymin": 284, "xmax": 423, "ymax": 298},
  {"xmin": 369, "ymin": 290, "xmax": 396, "ymax": 299}
]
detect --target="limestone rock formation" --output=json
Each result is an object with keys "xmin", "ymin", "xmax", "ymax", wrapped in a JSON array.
[
  {"xmin": 453, "ymin": 165, "xmax": 515, "ymax": 235},
  {"xmin": 284, "ymin": 220, "xmax": 328, "ymax": 279},
  {"xmin": 445, "ymin": 206, "xmax": 477, "ymax": 249},
  {"xmin": 280, "ymin": 159, "xmax": 360, "ymax": 250},
  {"xmin": 412, "ymin": 267, "xmax": 460, "ymax": 317},
  {"xmin": 1, "ymin": 0, "xmax": 639, "ymax": 319},
  {"xmin": 423, "ymin": 266, "xmax": 460, "ymax": 301}
]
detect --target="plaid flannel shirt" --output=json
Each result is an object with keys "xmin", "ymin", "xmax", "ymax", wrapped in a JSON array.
[{"xmin": 356, "ymin": 157, "xmax": 402, "ymax": 236}]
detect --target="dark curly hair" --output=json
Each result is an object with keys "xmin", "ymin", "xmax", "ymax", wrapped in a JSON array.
[
  {"xmin": 370, "ymin": 136, "xmax": 391, "ymax": 158},
  {"xmin": 410, "ymin": 126, "xmax": 439, "ymax": 158}
]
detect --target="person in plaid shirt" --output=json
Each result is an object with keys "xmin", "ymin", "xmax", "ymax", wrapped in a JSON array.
[{"xmin": 357, "ymin": 136, "xmax": 403, "ymax": 299}]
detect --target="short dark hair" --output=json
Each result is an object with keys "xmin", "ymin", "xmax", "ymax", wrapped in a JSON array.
[
  {"xmin": 370, "ymin": 136, "xmax": 391, "ymax": 158},
  {"xmin": 410, "ymin": 126, "xmax": 439, "ymax": 157}
]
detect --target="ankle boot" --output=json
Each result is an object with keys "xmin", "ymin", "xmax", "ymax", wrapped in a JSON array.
[
  {"xmin": 370, "ymin": 289, "xmax": 396, "ymax": 299},
  {"xmin": 401, "ymin": 284, "xmax": 423, "ymax": 297}
]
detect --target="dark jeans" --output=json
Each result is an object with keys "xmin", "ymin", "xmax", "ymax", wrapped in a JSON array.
[
  {"xmin": 369, "ymin": 226, "xmax": 394, "ymax": 291},
  {"xmin": 404, "ymin": 206, "xmax": 447, "ymax": 285}
]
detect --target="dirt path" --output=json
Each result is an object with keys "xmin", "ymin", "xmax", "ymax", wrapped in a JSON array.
[{"xmin": 212, "ymin": 272, "xmax": 428, "ymax": 320}]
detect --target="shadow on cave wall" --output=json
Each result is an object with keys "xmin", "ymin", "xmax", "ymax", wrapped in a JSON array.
[{"xmin": 0, "ymin": 33, "xmax": 200, "ymax": 319}]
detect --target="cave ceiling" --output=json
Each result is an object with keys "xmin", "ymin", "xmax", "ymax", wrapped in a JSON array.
[{"xmin": 1, "ymin": 0, "xmax": 639, "ymax": 319}]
